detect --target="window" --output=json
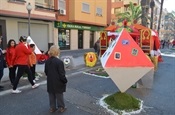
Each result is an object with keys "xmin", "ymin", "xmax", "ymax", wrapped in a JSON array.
[
  {"xmin": 96, "ymin": 7, "xmax": 102, "ymax": 16},
  {"xmin": 59, "ymin": 0, "xmax": 66, "ymax": 10},
  {"xmin": 8, "ymin": 0, "xmax": 26, "ymax": 3},
  {"xmin": 114, "ymin": 52, "xmax": 121, "ymax": 60},
  {"xmin": 35, "ymin": 0, "xmax": 54, "ymax": 9},
  {"xmin": 114, "ymin": 8, "xmax": 121, "ymax": 14},
  {"xmin": 58, "ymin": 29, "xmax": 70, "ymax": 50},
  {"xmin": 115, "ymin": 0, "xmax": 122, "ymax": 2},
  {"xmin": 82, "ymin": 3, "xmax": 90, "ymax": 13}
]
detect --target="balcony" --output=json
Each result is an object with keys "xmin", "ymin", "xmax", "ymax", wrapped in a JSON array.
[
  {"xmin": 35, "ymin": 0, "xmax": 54, "ymax": 11},
  {"xmin": 123, "ymin": 0, "xmax": 139, "ymax": 5},
  {"xmin": 112, "ymin": 1, "xmax": 123, "ymax": 8}
]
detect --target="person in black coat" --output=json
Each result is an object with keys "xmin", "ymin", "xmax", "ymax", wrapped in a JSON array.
[
  {"xmin": 44, "ymin": 45, "xmax": 67, "ymax": 113},
  {"xmin": 0, "ymin": 36, "xmax": 6, "ymax": 90}
]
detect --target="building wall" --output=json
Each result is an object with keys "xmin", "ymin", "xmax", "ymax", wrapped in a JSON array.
[
  {"xmin": 83, "ymin": 30, "xmax": 90, "ymax": 49},
  {"xmin": 70, "ymin": 29, "xmax": 78, "ymax": 50},
  {"xmin": 0, "ymin": 0, "xmax": 55, "ymax": 20},
  {"xmin": 0, "ymin": 0, "xmax": 56, "ymax": 50},
  {"xmin": 107, "ymin": 0, "xmax": 112, "ymax": 25},
  {"xmin": 0, "ymin": 17, "xmax": 54, "ymax": 51},
  {"xmin": 69, "ymin": 0, "xmax": 107, "ymax": 26},
  {"xmin": 55, "ymin": 0, "xmax": 106, "ymax": 50},
  {"xmin": 56, "ymin": 0, "xmax": 69, "ymax": 22}
]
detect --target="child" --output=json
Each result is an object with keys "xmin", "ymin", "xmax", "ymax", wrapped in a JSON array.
[{"xmin": 29, "ymin": 44, "xmax": 38, "ymax": 82}]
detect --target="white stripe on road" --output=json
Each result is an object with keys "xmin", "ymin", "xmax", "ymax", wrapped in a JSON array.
[
  {"xmin": 161, "ymin": 53, "xmax": 175, "ymax": 57},
  {"xmin": 0, "ymin": 80, "xmax": 46, "ymax": 96},
  {"xmin": 0, "ymin": 70, "xmax": 85, "ymax": 96}
]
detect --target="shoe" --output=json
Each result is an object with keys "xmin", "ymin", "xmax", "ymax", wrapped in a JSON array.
[
  {"xmin": 32, "ymin": 83, "xmax": 40, "ymax": 89},
  {"xmin": 59, "ymin": 107, "xmax": 67, "ymax": 113},
  {"xmin": 0, "ymin": 85, "xmax": 4, "ymax": 89},
  {"xmin": 12, "ymin": 89, "xmax": 21, "ymax": 94},
  {"xmin": 33, "ymin": 80, "xmax": 36, "ymax": 83},
  {"xmin": 49, "ymin": 108, "xmax": 57, "ymax": 113}
]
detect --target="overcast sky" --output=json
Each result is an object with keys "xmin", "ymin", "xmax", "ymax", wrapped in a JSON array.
[{"xmin": 163, "ymin": 0, "xmax": 174, "ymax": 12}]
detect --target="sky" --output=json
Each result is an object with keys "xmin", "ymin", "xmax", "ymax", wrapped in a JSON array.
[{"xmin": 163, "ymin": 0, "xmax": 174, "ymax": 12}]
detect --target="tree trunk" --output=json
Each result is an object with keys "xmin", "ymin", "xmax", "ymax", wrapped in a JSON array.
[
  {"xmin": 150, "ymin": 0, "xmax": 155, "ymax": 29},
  {"xmin": 157, "ymin": 0, "xmax": 164, "ymax": 34},
  {"xmin": 141, "ymin": 0, "xmax": 150, "ymax": 27}
]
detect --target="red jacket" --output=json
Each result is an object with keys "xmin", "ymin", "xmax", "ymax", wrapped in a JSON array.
[
  {"xmin": 6, "ymin": 47, "xmax": 16, "ymax": 66},
  {"xmin": 14, "ymin": 42, "xmax": 32, "ymax": 65}
]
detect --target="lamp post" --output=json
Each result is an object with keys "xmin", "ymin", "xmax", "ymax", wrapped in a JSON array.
[
  {"xmin": 150, "ymin": 0, "xmax": 155, "ymax": 29},
  {"xmin": 26, "ymin": 3, "xmax": 32, "ymax": 36}
]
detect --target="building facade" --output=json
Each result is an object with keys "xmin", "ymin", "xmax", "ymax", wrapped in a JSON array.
[
  {"xmin": 55, "ymin": 0, "xmax": 107, "ymax": 50},
  {"xmin": 0, "ymin": 0, "xmax": 108, "ymax": 51},
  {"xmin": 0, "ymin": 0, "xmax": 56, "ymax": 51}
]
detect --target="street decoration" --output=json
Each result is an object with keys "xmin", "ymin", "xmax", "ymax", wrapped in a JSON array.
[
  {"xmin": 27, "ymin": 36, "xmax": 42, "ymax": 54},
  {"xmin": 100, "ymin": 21, "xmax": 162, "ymax": 71},
  {"xmin": 84, "ymin": 52, "xmax": 98, "ymax": 67},
  {"xmin": 61, "ymin": 56, "xmax": 74, "ymax": 69},
  {"xmin": 27, "ymin": 36, "xmax": 49, "ymax": 63},
  {"xmin": 100, "ymin": 29, "xmax": 154, "ymax": 92}
]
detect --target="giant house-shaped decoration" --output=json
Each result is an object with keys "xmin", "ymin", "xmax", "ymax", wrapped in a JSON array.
[
  {"xmin": 100, "ymin": 29, "xmax": 154, "ymax": 92},
  {"xmin": 27, "ymin": 36, "xmax": 42, "ymax": 54}
]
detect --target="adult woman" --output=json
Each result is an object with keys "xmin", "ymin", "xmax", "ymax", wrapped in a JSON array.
[
  {"xmin": 44, "ymin": 45, "xmax": 67, "ymax": 113},
  {"xmin": 6, "ymin": 39, "xmax": 17, "ymax": 85},
  {"xmin": 12, "ymin": 36, "xmax": 39, "ymax": 93}
]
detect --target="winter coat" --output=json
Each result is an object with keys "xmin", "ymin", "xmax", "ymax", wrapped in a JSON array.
[
  {"xmin": 29, "ymin": 52, "xmax": 37, "ymax": 66},
  {"xmin": 14, "ymin": 42, "xmax": 32, "ymax": 65},
  {"xmin": 44, "ymin": 56, "xmax": 67, "ymax": 93},
  {"xmin": 0, "ymin": 48, "xmax": 4, "ymax": 70},
  {"xmin": 6, "ymin": 47, "xmax": 16, "ymax": 66}
]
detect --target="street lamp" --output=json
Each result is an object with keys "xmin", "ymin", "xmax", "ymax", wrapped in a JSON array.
[
  {"xmin": 150, "ymin": 0, "xmax": 155, "ymax": 29},
  {"xmin": 26, "ymin": 3, "xmax": 32, "ymax": 36}
]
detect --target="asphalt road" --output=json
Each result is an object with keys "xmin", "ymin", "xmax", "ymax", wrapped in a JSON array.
[{"xmin": 0, "ymin": 50, "xmax": 175, "ymax": 115}]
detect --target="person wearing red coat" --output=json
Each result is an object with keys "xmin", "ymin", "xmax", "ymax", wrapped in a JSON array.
[
  {"xmin": 6, "ymin": 39, "xmax": 17, "ymax": 85},
  {"xmin": 12, "ymin": 36, "xmax": 39, "ymax": 94}
]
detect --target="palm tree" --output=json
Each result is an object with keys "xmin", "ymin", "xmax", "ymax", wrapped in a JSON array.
[
  {"xmin": 116, "ymin": 2, "xmax": 142, "ymax": 24},
  {"xmin": 157, "ymin": 0, "xmax": 164, "ymax": 34},
  {"xmin": 150, "ymin": 0, "xmax": 155, "ymax": 29},
  {"xmin": 141, "ymin": 0, "xmax": 151, "ymax": 27}
]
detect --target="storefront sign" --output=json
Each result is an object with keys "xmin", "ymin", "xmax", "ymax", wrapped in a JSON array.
[{"xmin": 55, "ymin": 22, "xmax": 104, "ymax": 31}]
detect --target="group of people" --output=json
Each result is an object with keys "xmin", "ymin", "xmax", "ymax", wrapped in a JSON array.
[
  {"xmin": 0, "ymin": 36, "xmax": 68, "ymax": 113},
  {"xmin": 0, "ymin": 36, "xmax": 39, "ymax": 93},
  {"xmin": 161, "ymin": 39, "xmax": 175, "ymax": 49}
]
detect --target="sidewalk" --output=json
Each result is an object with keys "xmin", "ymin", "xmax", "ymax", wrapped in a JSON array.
[{"xmin": 1, "ymin": 48, "xmax": 94, "ymax": 82}]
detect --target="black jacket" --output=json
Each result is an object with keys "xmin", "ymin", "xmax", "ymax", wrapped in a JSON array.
[
  {"xmin": 0, "ymin": 49, "xmax": 5, "ymax": 70},
  {"xmin": 44, "ymin": 56, "xmax": 67, "ymax": 93}
]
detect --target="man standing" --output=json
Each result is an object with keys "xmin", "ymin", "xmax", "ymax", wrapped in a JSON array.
[
  {"xmin": 93, "ymin": 39, "xmax": 100, "ymax": 56},
  {"xmin": 0, "ymin": 36, "xmax": 6, "ymax": 90}
]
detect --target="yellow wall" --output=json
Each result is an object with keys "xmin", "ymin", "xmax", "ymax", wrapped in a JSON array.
[{"xmin": 69, "ymin": 0, "xmax": 107, "ymax": 26}]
